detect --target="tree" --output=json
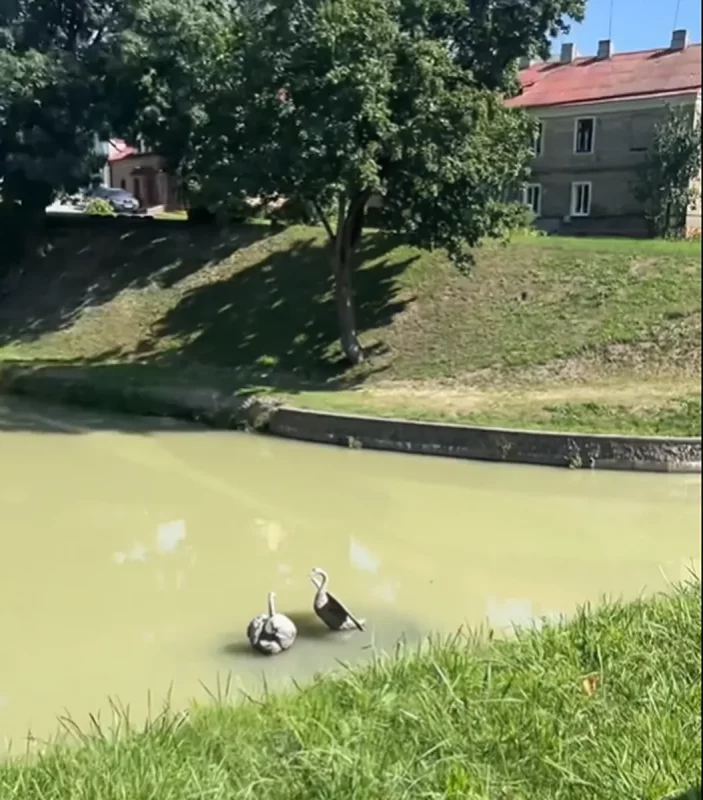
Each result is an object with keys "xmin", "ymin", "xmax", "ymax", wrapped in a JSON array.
[
  {"xmin": 105, "ymin": 0, "xmax": 234, "ymax": 181},
  {"xmin": 0, "ymin": 0, "xmax": 132, "ymax": 253},
  {"xmin": 635, "ymin": 105, "xmax": 702, "ymax": 238},
  {"xmin": 138, "ymin": 0, "xmax": 584, "ymax": 364}
]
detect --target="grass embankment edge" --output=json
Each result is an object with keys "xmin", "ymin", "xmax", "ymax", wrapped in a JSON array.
[{"xmin": 0, "ymin": 581, "xmax": 700, "ymax": 799}]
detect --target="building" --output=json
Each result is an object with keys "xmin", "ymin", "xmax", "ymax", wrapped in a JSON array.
[
  {"xmin": 106, "ymin": 140, "xmax": 184, "ymax": 211},
  {"xmin": 507, "ymin": 29, "xmax": 702, "ymax": 237}
]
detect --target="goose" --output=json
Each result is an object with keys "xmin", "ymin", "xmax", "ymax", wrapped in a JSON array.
[
  {"xmin": 246, "ymin": 591, "xmax": 297, "ymax": 655},
  {"xmin": 310, "ymin": 567, "xmax": 365, "ymax": 631}
]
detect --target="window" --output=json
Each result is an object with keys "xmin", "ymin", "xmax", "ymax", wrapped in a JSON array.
[
  {"xmin": 522, "ymin": 183, "xmax": 542, "ymax": 217},
  {"xmin": 532, "ymin": 121, "xmax": 544, "ymax": 156},
  {"xmin": 574, "ymin": 117, "xmax": 595, "ymax": 153},
  {"xmin": 628, "ymin": 114, "xmax": 650, "ymax": 151},
  {"xmin": 570, "ymin": 181, "xmax": 592, "ymax": 216},
  {"xmin": 119, "ymin": 179, "xmax": 126, "ymax": 190}
]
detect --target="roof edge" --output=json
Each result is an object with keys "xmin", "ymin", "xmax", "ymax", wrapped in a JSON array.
[{"xmin": 513, "ymin": 86, "xmax": 701, "ymax": 110}]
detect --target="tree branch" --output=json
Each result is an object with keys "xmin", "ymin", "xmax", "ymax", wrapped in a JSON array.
[
  {"xmin": 342, "ymin": 190, "xmax": 371, "ymax": 253},
  {"xmin": 311, "ymin": 198, "xmax": 335, "ymax": 240}
]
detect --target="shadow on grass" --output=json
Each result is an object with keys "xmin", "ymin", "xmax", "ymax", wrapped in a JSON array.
[
  {"xmin": 0, "ymin": 220, "xmax": 419, "ymax": 431},
  {"xmin": 666, "ymin": 788, "xmax": 702, "ymax": 800},
  {"xmin": 127, "ymin": 231, "xmax": 413, "ymax": 380},
  {"xmin": 0, "ymin": 222, "xmax": 274, "ymax": 344}
]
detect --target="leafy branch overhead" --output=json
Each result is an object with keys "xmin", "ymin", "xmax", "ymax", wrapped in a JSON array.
[
  {"xmin": 180, "ymin": 0, "xmax": 584, "ymax": 361},
  {"xmin": 635, "ymin": 105, "xmax": 702, "ymax": 238},
  {"xmin": 0, "ymin": 0, "xmax": 132, "ymax": 213}
]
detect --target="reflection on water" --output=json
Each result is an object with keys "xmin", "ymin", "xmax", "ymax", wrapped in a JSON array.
[
  {"xmin": 0, "ymin": 397, "xmax": 700, "ymax": 754},
  {"xmin": 350, "ymin": 537, "xmax": 381, "ymax": 573}
]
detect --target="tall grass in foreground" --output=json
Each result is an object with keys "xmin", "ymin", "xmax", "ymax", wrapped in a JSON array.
[{"xmin": 1, "ymin": 582, "xmax": 700, "ymax": 800}]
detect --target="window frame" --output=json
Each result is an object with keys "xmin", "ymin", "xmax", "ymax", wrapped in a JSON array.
[
  {"xmin": 532, "ymin": 120, "xmax": 545, "ymax": 157},
  {"xmin": 522, "ymin": 182, "xmax": 543, "ymax": 217},
  {"xmin": 570, "ymin": 181, "xmax": 592, "ymax": 217},
  {"xmin": 573, "ymin": 116, "xmax": 596, "ymax": 154}
]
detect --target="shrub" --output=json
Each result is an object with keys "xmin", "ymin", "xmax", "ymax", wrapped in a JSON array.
[{"xmin": 84, "ymin": 198, "xmax": 116, "ymax": 217}]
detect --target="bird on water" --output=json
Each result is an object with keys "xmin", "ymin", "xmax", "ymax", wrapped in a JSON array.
[
  {"xmin": 309, "ymin": 567, "xmax": 365, "ymax": 631},
  {"xmin": 246, "ymin": 591, "xmax": 297, "ymax": 655}
]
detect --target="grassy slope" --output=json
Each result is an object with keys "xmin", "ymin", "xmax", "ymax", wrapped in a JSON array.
[
  {"xmin": 0, "ymin": 583, "xmax": 700, "ymax": 799},
  {"xmin": 0, "ymin": 221, "xmax": 700, "ymax": 434}
]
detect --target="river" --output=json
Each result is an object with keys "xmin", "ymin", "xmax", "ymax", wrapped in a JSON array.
[{"xmin": 0, "ymin": 396, "xmax": 700, "ymax": 755}]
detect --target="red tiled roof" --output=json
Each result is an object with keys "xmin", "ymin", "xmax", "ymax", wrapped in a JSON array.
[
  {"xmin": 107, "ymin": 139, "xmax": 137, "ymax": 162},
  {"xmin": 506, "ymin": 44, "xmax": 702, "ymax": 109}
]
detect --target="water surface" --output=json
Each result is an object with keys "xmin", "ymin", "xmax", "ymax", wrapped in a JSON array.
[{"xmin": 0, "ymin": 397, "xmax": 699, "ymax": 754}]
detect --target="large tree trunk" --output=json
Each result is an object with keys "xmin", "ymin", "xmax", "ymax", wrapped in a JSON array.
[
  {"xmin": 332, "ymin": 191, "xmax": 369, "ymax": 365},
  {"xmin": 333, "ymin": 236, "xmax": 363, "ymax": 365}
]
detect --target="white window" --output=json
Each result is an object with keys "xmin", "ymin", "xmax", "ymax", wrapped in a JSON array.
[
  {"xmin": 532, "ymin": 121, "xmax": 544, "ymax": 156},
  {"xmin": 574, "ymin": 117, "xmax": 595, "ymax": 154},
  {"xmin": 522, "ymin": 183, "xmax": 542, "ymax": 216},
  {"xmin": 570, "ymin": 181, "xmax": 592, "ymax": 216}
]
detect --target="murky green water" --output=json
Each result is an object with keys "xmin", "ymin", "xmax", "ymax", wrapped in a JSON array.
[{"xmin": 0, "ymin": 396, "xmax": 699, "ymax": 754}]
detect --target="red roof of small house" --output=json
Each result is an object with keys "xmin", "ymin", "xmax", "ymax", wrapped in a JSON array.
[
  {"xmin": 506, "ymin": 44, "xmax": 702, "ymax": 109},
  {"xmin": 107, "ymin": 139, "xmax": 137, "ymax": 162}
]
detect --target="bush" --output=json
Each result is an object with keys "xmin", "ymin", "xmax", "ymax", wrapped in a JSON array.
[{"xmin": 84, "ymin": 198, "xmax": 116, "ymax": 217}]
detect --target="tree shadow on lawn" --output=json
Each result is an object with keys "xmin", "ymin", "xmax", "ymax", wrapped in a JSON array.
[
  {"xmin": 0, "ymin": 222, "xmax": 419, "ymax": 431},
  {"xmin": 130, "ymin": 232, "xmax": 415, "ymax": 382},
  {"xmin": 0, "ymin": 220, "xmax": 276, "ymax": 347},
  {"xmin": 0, "ymin": 220, "xmax": 414, "ymax": 383}
]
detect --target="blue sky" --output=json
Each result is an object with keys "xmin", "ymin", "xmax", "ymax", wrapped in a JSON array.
[{"xmin": 552, "ymin": 0, "xmax": 701, "ymax": 55}]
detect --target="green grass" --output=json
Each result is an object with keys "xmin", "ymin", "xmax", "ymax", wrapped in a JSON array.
[
  {"xmin": 0, "ymin": 222, "xmax": 700, "ymax": 434},
  {"xmin": 286, "ymin": 392, "xmax": 703, "ymax": 437},
  {"xmin": 0, "ymin": 582, "xmax": 700, "ymax": 799},
  {"xmin": 152, "ymin": 210, "xmax": 188, "ymax": 221}
]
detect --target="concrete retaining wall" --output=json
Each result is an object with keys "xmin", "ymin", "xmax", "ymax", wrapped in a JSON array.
[{"xmin": 268, "ymin": 407, "xmax": 702, "ymax": 473}]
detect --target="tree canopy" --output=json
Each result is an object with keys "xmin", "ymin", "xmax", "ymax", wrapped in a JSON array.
[
  {"xmin": 106, "ymin": 0, "xmax": 235, "ymax": 177},
  {"xmin": 635, "ymin": 104, "xmax": 702, "ymax": 238},
  {"xmin": 178, "ymin": 0, "xmax": 584, "ymax": 361},
  {"xmin": 0, "ymin": 0, "xmax": 131, "ymax": 217},
  {"xmin": 0, "ymin": 0, "xmax": 585, "ymax": 361}
]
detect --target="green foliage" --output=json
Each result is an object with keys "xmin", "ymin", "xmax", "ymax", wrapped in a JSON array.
[
  {"xmin": 0, "ymin": 1, "xmax": 130, "ymax": 216},
  {"xmin": 84, "ymin": 198, "xmax": 116, "ymax": 217},
  {"xmin": 635, "ymin": 105, "xmax": 702, "ymax": 238},
  {"xmin": 109, "ymin": 0, "xmax": 236, "ymax": 181},
  {"xmin": 191, "ymin": 0, "xmax": 585, "ymax": 259},
  {"xmin": 0, "ymin": 0, "xmax": 585, "ymax": 357},
  {"xmin": 171, "ymin": 0, "xmax": 584, "ymax": 360}
]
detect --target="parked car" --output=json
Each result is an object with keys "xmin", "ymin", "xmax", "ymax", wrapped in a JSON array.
[{"xmin": 85, "ymin": 186, "xmax": 142, "ymax": 214}]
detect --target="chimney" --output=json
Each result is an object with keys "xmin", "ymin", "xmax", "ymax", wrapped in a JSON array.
[
  {"xmin": 670, "ymin": 29, "xmax": 689, "ymax": 51},
  {"xmin": 560, "ymin": 43, "xmax": 577, "ymax": 64},
  {"xmin": 596, "ymin": 39, "xmax": 614, "ymax": 59}
]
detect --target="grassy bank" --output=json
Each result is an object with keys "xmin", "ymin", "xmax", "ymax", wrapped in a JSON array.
[
  {"xmin": 0, "ymin": 582, "xmax": 700, "ymax": 799},
  {"xmin": 0, "ymin": 221, "xmax": 700, "ymax": 434}
]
